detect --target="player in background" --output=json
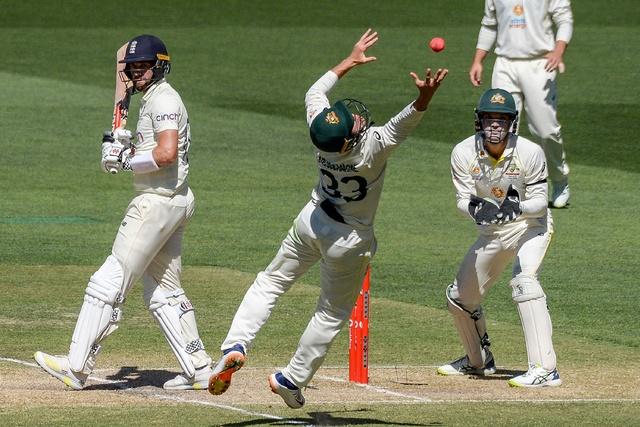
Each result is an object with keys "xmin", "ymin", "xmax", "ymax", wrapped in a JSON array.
[
  {"xmin": 207, "ymin": 29, "xmax": 447, "ymax": 408},
  {"xmin": 437, "ymin": 88, "xmax": 561, "ymax": 388},
  {"xmin": 469, "ymin": 0, "xmax": 573, "ymax": 208},
  {"xmin": 34, "ymin": 34, "xmax": 213, "ymax": 390}
]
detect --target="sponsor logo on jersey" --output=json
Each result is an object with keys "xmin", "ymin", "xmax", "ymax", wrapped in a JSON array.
[
  {"xmin": 155, "ymin": 112, "xmax": 181, "ymax": 122},
  {"xmin": 325, "ymin": 111, "xmax": 340, "ymax": 125},
  {"xmin": 505, "ymin": 163, "xmax": 521, "ymax": 176},
  {"xmin": 491, "ymin": 186, "xmax": 505, "ymax": 199},
  {"xmin": 471, "ymin": 165, "xmax": 482, "ymax": 180},
  {"xmin": 317, "ymin": 154, "xmax": 359, "ymax": 172},
  {"xmin": 510, "ymin": 5, "xmax": 526, "ymax": 29}
]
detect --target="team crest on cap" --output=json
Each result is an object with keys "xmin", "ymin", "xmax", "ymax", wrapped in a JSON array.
[
  {"xmin": 490, "ymin": 93, "xmax": 506, "ymax": 104},
  {"xmin": 325, "ymin": 111, "xmax": 340, "ymax": 125},
  {"xmin": 491, "ymin": 187, "xmax": 505, "ymax": 199}
]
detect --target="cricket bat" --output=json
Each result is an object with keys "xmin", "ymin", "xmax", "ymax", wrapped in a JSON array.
[
  {"xmin": 105, "ymin": 43, "xmax": 133, "ymax": 174},
  {"xmin": 112, "ymin": 42, "xmax": 132, "ymax": 131}
]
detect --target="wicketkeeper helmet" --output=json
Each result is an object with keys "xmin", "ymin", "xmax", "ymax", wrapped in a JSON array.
[{"xmin": 474, "ymin": 88, "xmax": 518, "ymax": 133}]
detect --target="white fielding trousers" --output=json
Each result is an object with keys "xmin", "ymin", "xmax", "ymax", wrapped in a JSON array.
[{"xmin": 222, "ymin": 200, "xmax": 376, "ymax": 387}]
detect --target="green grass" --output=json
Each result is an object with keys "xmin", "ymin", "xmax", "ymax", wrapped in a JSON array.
[{"xmin": 0, "ymin": 1, "xmax": 639, "ymax": 425}]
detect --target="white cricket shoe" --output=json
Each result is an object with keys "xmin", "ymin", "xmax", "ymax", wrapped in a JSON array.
[
  {"xmin": 508, "ymin": 365, "xmax": 562, "ymax": 388},
  {"xmin": 207, "ymin": 344, "xmax": 245, "ymax": 395},
  {"xmin": 269, "ymin": 372, "xmax": 305, "ymax": 409},
  {"xmin": 437, "ymin": 349, "xmax": 496, "ymax": 376},
  {"xmin": 163, "ymin": 364, "xmax": 213, "ymax": 390},
  {"xmin": 34, "ymin": 351, "xmax": 88, "ymax": 390},
  {"xmin": 551, "ymin": 181, "xmax": 570, "ymax": 208}
]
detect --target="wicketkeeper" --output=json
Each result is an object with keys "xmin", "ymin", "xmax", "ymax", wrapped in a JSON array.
[
  {"xmin": 34, "ymin": 34, "xmax": 213, "ymax": 390},
  {"xmin": 437, "ymin": 88, "xmax": 561, "ymax": 387}
]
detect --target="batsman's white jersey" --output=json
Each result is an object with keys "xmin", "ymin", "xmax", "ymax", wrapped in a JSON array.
[
  {"xmin": 220, "ymin": 70, "xmax": 427, "ymax": 388},
  {"xmin": 476, "ymin": 0, "xmax": 573, "ymax": 184},
  {"xmin": 134, "ymin": 78, "xmax": 191, "ymax": 197},
  {"xmin": 65, "ymin": 78, "xmax": 210, "ymax": 379},
  {"xmin": 447, "ymin": 132, "xmax": 557, "ymax": 372}
]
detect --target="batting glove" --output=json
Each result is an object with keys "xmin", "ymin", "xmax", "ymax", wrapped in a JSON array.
[
  {"xmin": 493, "ymin": 185, "xmax": 522, "ymax": 225},
  {"xmin": 468, "ymin": 195, "xmax": 500, "ymax": 225},
  {"xmin": 101, "ymin": 132, "xmax": 133, "ymax": 174},
  {"xmin": 112, "ymin": 128, "xmax": 133, "ymax": 146}
]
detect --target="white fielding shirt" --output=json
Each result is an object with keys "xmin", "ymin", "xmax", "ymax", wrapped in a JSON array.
[
  {"xmin": 451, "ymin": 133, "xmax": 550, "ymax": 242},
  {"xmin": 305, "ymin": 71, "xmax": 425, "ymax": 229},
  {"xmin": 133, "ymin": 79, "xmax": 191, "ymax": 197},
  {"xmin": 477, "ymin": 0, "xmax": 573, "ymax": 59}
]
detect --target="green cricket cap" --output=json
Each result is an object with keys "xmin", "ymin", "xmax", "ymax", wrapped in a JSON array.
[
  {"xmin": 477, "ymin": 88, "xmax": 517, "ymax": 116},
  {"xmin": 310, "ymin": 100, "xmax": 355, "ymax": 153}
]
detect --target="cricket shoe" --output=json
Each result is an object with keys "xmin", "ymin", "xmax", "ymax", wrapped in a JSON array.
[
  {"xmin": 163, "ymin": 364, "xmax": 214, "ymax": 390},
  {"xmin": 34, "ymin": 351, "xmax": 88, "ymax": 390},
  {"xmin": 269, "ymin": 372, "xmax": 305, "ymax": 409},
  {"xmin": 551, "ymin": 181, "xmax": 570, "ymax": 208},
  {"xmin": 208, "ymin": 344, "xmax": 245, "ymax": 395},
  {"xmin": 437, "ymin": 349, "xmax": 496, "ymax": 376},
  {"xmin": 508, "ymin": 365, "xmax": 562, "ymax": 388}
]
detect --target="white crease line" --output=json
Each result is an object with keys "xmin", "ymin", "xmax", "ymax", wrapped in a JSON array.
[
  {"xmin": 0, "ymin": 356, "xmax": 308, "ymax": 425},
  {"xmin": 316, "ymin": 374, "xmax": 431, "ymax": 402},
  {"xmin": 4, "ymin": 357, "xmax": 639, "ymax": 406}
]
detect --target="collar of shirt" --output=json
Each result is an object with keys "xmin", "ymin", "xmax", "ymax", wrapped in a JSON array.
[
  {"xmin": 141, "ymin": 78, "xmax": 167, "ymax": 104},
  {"xmin": 475, "ymin": 133, "xmax": 517, "ymax": 166}
]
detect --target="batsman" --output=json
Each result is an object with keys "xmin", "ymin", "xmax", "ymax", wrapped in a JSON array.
[{"xmin": 34, "ymin": 34, "xmax": 213, "ymax": 390}]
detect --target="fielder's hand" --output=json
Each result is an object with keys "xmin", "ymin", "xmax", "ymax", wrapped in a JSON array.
[
  {"xmin": 493, "ymin": 185, "xmax": 522, "ymax": 225},
  {"xmin": 468, "ymin": 195, "xmax": 500, "ymax": 226}
]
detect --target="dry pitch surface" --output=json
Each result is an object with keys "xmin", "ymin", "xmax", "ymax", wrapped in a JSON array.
[{"xmin": 2, "ymin": 357, "xmax": 638, "ymax": 414}]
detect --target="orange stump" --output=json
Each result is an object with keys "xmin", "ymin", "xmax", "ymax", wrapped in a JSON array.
[{"xmin": 349, "ymin": 265, "xmax": 370, "ymax": 384}]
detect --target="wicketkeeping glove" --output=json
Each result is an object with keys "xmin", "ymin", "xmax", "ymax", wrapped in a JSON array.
[
  {"xmin": 493, "ymin": 185, "xmax": 522, "ymax": 225},
  {"xmin": 468, "ymin": 195, "xmax": 500, "ymax": 225}
]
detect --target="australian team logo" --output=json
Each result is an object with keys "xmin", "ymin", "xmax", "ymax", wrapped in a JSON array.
[
  {"xmin": 490, "ymin": 93, "xmax": 506, "ymax": 105},
  {"xmin": 325, "ymin": 111, "xmax": 340, "ymax": 125},
  {"xmin": 510, "ymin": 4, "xmax": 526, "ymax": 28}
]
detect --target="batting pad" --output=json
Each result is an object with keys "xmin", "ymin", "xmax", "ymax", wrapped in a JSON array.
[
  {"xmin": 68, "ymin": 255, "xmax": 124, "ymax": 373},
  {"xmin": 149, "ymin": 288, "xmax": 210, "ymax": 377}
]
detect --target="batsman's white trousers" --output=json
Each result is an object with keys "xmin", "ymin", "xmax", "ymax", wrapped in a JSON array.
[
  {"xmin": 111, "ymin": 186, "xmax": 209, "ymax": 369},
  {"xmin": 492, "ymin": 56, "xmax": 570, "ymax": 183},
  {"xmin": 222, "ymin": 200, "xmax": 376, "ymax": 387}
]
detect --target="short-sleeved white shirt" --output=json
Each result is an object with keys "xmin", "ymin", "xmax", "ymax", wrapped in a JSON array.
[{"xmin": 133, "ymin": 79, "xmax": 191, "ymax": 196}]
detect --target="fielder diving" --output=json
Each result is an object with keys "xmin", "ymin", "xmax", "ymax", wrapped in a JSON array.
[{"xmin": 34, "ymin": 34, "xmax": 213, "ymax": 390}]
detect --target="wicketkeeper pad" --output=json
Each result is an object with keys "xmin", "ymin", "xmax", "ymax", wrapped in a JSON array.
[{"xmin": 446, "ymin": 283, "xmax": 491, "ymax": 368}]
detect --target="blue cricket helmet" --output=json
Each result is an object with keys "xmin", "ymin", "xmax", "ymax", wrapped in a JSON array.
[{"xmin": 119, "ymin": 34, "xmax": 171, "ymax": 85}]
